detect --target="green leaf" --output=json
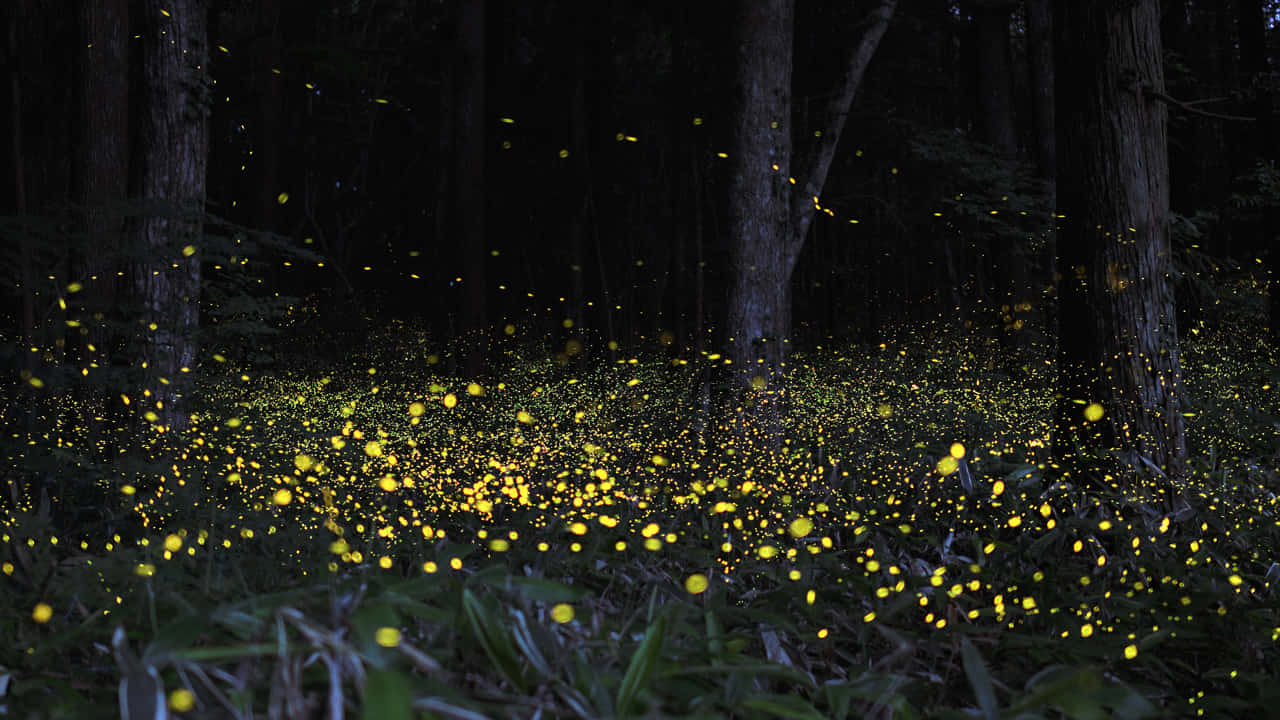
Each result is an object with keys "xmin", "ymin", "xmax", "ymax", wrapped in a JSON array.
[
  {"xmin": 350, "ymin": 603, "xmax": 400, "ymax": 669},
  {"xmin": 509, "ymin": 608, "xmax": 553, "ymax": 680},
  {"xmin": 616, "ymin": 614, "xmax": 667, "ymax": 719},
  {"xmin": 461, "ymin": 589, "xmax": 527, "ymax": 692},
  {"xmin": 741, "ymin": 694, "xmax": 827, "ymax": 720},
  {"xmin": 960, "ymin": 637, "xmax": 999, "ymax": 720},
  {"xmin": 363, "ymin": 668, "xmax": 413, "ymax": 720},
  {"xmin": 705, "ymin": 610, "xmax": 724, "ymax": 658},
  {"xmin": 503, "ymin": 575, "xmax": 588, "ymax": 604}
]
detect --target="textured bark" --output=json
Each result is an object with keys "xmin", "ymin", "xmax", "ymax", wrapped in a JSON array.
[
  {"xmin": 726, "ymin": 0, "xmax": 795, "ymax": 437},
  {"xmin": 72, "ymin": 0, "xmax": 129, "ymax": 358},
  {"xmin": 1053, "ymin": 0, "xmax": 1187, "ymax": 481},
  {"xmin": 726, "ymin": 0, "xmax": 895, "ymax": 440},
  {"xmin": 133, "ymin": 0, "xmax": 209, "ymax": 430}
]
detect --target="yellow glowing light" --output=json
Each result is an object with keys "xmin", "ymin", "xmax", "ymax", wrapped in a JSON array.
[
  {"xmin": 169, "ymin": 689, "xmax": 195, "ymax": 712},
  {"xmin": 685, "ymin": 574, "xmax": 709, "ymax": 594},
  {"xmin": 32, "ymin": 603, "xmax": 53, "ymax": 623},
  {"xmin": 788, "ymin": 517, "xmax": 813, "ymax": 538},
  {"xmin": 375, "ymin": 627, "xmax": 402, "ymax": 647},
  {"xmin": 552, "ymin": 603, "xmax": 574, "ymax": 623}
]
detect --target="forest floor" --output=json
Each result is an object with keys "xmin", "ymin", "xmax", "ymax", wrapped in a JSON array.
[{"xmin": 3, "ymin": 318, "xmax": 1279, "ymax": 718}]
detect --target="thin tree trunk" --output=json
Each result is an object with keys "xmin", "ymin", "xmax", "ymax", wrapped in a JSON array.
[
  {"xmin": 1053, "ymin": 0, "xmax": 1187, "ymax": 483},
  {"xmin": 133, "ymin": 0, "xmax": 209, "ymax": 431},
  {"xmin": 455, "ymin": 0, "xmax": 487, "ymax": 378}
]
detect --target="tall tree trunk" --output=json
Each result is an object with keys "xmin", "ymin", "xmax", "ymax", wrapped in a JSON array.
[
  {"xmin": 1053, "ymin": 0, "xmax": 1187, "ymax": 484},
  {"xmin": 72, "ymin": 0, "xmax": 129, "ymax": 342},
  {"xmin": 3, "ymin": 5, "xmax": 33, "ymax": 380},
  {"xmin": 133, "ymin": 0, "xmax": 209, "ymax": 431},
  {"xmin": 70, "ymin": 0, "xmax": 129, "ymax": 459},
  {"xmin": 455, "ymin": 0, "xmax": 487, "ymax": 378},
  {"xmin": 726, "ymin": 0, "xmax": 895, "ymax": 442},
  {"xmin": 968, "ymin": 0, "xmax": 1034, "ymax": 342},
  {"xmin": 969, "ymin": 0, "xmax": 1018, "ymax": 155},
  {"xmin": 726, "ymin": 0, "xmax": 795, "ymax": 437},
  {"xmin": 1235, "ymin": 0, "xmax": 1280, "ymax": 341},
  {"xmin": 1025, "ymin": 0, "xmax": 1055, "ymax": 200}
]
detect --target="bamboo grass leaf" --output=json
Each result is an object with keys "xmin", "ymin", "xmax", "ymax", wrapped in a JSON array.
[
  {"xmin": 960, "ymin": 637, "xmax": 1000, "ymax": 720},
  {"xmin": 461, "ymin": 589, "xmax": 528, "ymax": 693},
  {"xmin": 616, "ymin": 614, "xmax": 666, "ymax": 719}
]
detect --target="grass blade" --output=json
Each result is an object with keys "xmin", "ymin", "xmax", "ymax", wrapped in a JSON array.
[
  {"xmin": 461, "ymin": 589, "xmax": 527, "ymax": 692},
  {"xmin": 960, "ymin": 636, "xmax": 999, "ymax": 720},
  {"xmin": 741, "ymin": 693, "xmax": 827, "ymax": 720},
  {"xmin": 616, "ymin": 614, "xmax": 666, "ymax": 719}
]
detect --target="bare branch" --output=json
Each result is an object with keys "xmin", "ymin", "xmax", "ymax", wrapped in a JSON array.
[{"xmin": 1144, "ymin": 87, "xmax": 1256, "ymax": 122}]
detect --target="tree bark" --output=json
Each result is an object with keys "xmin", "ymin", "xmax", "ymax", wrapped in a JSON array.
[
  {"xmin": 1053, "ymin": 0, "xmax": 1187, "ymax": 483},
  {"xmin": 133, "ymin": 0, "xmax": 209, "ymax": 431},
  {"xmin": 72, "ymin": 0, "xmax": 129, "ymax": 360},
  {"xmin": 726, "ymin": 0, "xmax": 895, "ymax": 441},
  {"xmin": 726, "ymin": 0, "xmax": 795, "ymax": 437}
]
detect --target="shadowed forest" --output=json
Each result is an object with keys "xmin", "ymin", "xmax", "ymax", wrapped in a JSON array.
[{"xmin": 3, "ymin": 0, "xmax": 1280, "ymax": 717}]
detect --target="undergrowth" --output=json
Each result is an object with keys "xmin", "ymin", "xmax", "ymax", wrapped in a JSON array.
[{"xmin": 3, "ymin": 319, "xmax": 1279, "ymax": 719}]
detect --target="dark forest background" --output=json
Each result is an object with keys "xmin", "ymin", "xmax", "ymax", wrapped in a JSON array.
[{"xmin": 1, "ymin": 0, "xmax": 1278, "ymax": 474}]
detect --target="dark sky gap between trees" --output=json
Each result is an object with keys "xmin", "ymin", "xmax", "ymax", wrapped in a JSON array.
[{"xmin": 2, "ymin": 0, "xmax": 1278, "ymax": 493}]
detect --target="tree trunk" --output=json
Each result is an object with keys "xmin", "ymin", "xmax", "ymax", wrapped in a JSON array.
[
  {"xmin": 133, "ymin": 0, "xmax": 209, "ymax": 431},
  {"xmin": 455, "ymin": 0, "xmax": 487, "ymax": 378},
  {"xmin": 1025, "ymin": 0, "xmax": 1055, "ymax": 199},
  {"xmin": 726, "ymin": 0, "xmax": 895, "ymax": 442},
  {"xmin": 1053, "ymin": 0, "xmax": 1187, "ymax": 483},
  {"xmin": 726, "ymin": 0, "xmax": 795, "ymax": 438},
  {"xmin": 1235, "ymin": 0, "xmax": 1280, "ymax": 341},
  {"xmin": 969, "ymin": 0, "xmax": 1018, "ymax": 155},
  {"xmin": 72, "ymin": 0, "xmax": 129, "ymax": 351}
]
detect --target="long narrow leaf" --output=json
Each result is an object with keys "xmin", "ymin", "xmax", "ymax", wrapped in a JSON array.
[
  {"xmin": 461, "ymin": 589, "xmax": 527, "ymax": 693},
  {"xmin": 616, "ymin": 614, "xmax": 666, "ymax": 719},
  {"xmin": 741, "ymin": 693, "xmax": 827, "ymax": 720},
  {"xmin": 362, "ymin": 668, "xmax": 412, "ymax": 720},
  {"xmin": 960, "ymin": 637, "xmax": 999, "ymax": 720}
]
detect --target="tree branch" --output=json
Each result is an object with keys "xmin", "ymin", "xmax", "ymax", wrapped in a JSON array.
[
  {"xmin": 1144, "ymin": 87, "xmax": 1256, "ymax": 122},
  {"xmin": 788, "ymin": 0, "xmax": 897, "ymax": 273}
]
